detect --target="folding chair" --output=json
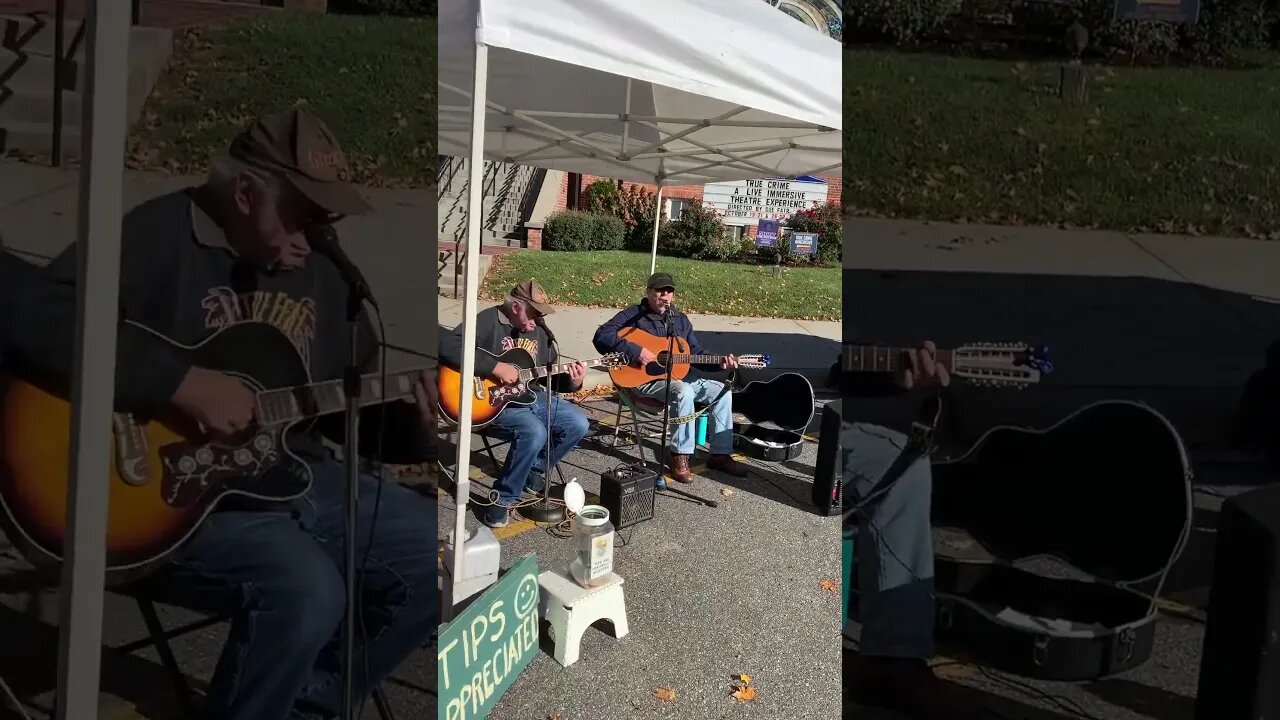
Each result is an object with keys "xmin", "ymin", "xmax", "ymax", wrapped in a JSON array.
[
  {"xmin": 113, "ymin": 586, "xmax": 398, "ymax": 720},
  {"xmin": 610, "ymin": 384, "xmax": 711, "ymax": 467}
]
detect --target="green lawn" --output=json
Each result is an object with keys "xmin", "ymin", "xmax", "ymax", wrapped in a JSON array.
[
  {"xmin": 481, "ymin": 251, "xmax": 841, "ymax": 321},
  {"xmin": 129, "ymin": 13, "xmax": 435, "ymax": 186},
  {"xmin": 845, "ymin": 49, "xmax": 1280, "ymax": 238}
]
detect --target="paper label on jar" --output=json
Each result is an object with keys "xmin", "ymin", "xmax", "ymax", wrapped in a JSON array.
[{"xmin": 589, "ymin": 531, "xmax": 614, "ymax": 579}]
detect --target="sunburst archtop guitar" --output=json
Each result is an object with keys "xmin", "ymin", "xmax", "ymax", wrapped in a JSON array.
[
  {"xmin": 436, "ymin": 347, "xmax": 627, "ymax": 427},
  {"xmin": 607, "ymin": 327, "xmax": 770, "ymax": 388},
  {"xmin": 843, "ymin": 341, "xmax": 1053, "ymax": 388},
  {"xmin": 0, "ymin": 320, "xmax": 428, "ymax": 581}
]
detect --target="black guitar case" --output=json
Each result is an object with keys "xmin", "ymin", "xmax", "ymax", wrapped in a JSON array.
[
  {"xmin": 930, "ymin": 400, "xmax": 1193, "ymax": 681},
  {"xmin": 730, "ymin": 373, "xmax": 815, "ymax": 462}
]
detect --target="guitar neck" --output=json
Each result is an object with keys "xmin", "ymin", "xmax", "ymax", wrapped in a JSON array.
[
  {"xmin": 519, "ymin": 357, "xmax": 606, "ymax": 381},
  {"xmin": 255, "ymin": 368, "xmax": 422, "ymax": 425},
  {"xmin": 842, "ymin": 344, "xmax": 954, "ymax": 373},
  {"xmin": 667, "ymin": 354, "xmax": 729, "ymax": 365}
]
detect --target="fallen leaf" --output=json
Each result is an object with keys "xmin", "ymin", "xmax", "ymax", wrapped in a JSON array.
[
  {"xmin": 819, "ymin": 579, "xmax": 839, "ymax": 592},
  {"xmin": 549, "ymin": 715, "xmax": 563, "ymax": 720},
  {"xmin": 738, "ymin": 673, "xmax": 752, "ymax": 685},
  {"xmin": 720, "ymin": 488, "xmax": 734, "ymax": 497},
  {"xmin": 731, "ymin": 685, "xmax": 758, "ymax": 702},
  {"xmin": 654, "ymin": 686, "xmax": 677, "ymax": 702}
]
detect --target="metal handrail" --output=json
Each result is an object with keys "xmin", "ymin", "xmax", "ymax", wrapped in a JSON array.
[
  {"xmin": 51, "ymin": 0, "xmax": 64, "ymax": 165},
  {"xmin": 51, "ymin": 0, "xmax": 142, "ymax": 165}
]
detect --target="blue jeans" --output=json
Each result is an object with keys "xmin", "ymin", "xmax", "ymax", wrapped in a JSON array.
[
  {"xmin": 486, "ymin": 392, "xmax": 590, "ymax": 505},
  {"xmin": 632, "ymin": 376, "xmax": 732, "ymax": 455},
  {"xmin": 154, "ymin": 460, "xmax": 438, "ymax": 720},
  {"xmin": 842, "ymin": 422, "xmax": 935, "ymax": 659}
]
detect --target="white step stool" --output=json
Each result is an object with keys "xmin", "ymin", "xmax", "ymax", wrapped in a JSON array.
[{"xmin": 538, "ymin": 568, "xmax": 629, "ymax": 667}]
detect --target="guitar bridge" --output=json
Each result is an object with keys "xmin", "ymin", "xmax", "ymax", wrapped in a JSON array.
[{"xmin": 112, "ymin": 413, "xmax": 151, "ymax": 486}]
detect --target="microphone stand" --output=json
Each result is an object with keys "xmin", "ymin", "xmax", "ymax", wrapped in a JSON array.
[
  {"xmin": 340, "ymin": 284, "xmax": 363, "ymax": 720},
  {"xmin": 523, "ymin": 324, "xmax": 567, "ymax": 523},
  {"xmin": 657, "ymin": 306, "xmax": 717, "ymax": 508},
  {"xmin": 306, "ymin": 224, "xmax": 373, "ymax": 720}
]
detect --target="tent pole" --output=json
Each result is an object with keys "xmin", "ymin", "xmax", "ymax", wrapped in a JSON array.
[
  {"xmin": 649, "ymin": 164, "xmax": 664, "ymax": 276},
  {"xmin": 54, "ymin": 1, "xmax": 131, "ymax": 717},
  {"xmin": 449, "ymin": 22, "xmax": 489, "ymax": 615}
]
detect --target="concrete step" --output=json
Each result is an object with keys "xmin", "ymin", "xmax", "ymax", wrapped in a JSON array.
[
  {"xmin": 0, "ymin": 12, "xmax": 85, "ymax": 58},
  {"xmin": 0, "ymin": 24, "xmax": 171, "ymax": 94},
  {"xmin": 1, "ymin": 119, "xmax": 80, "ymax": 159},
  {"xmin": 438, "ymin": 253, "xmax": 493, "ymax": 298},
  {"xmin": 0, "ymin": 61, "xmax": 153, "ymax": 125}
]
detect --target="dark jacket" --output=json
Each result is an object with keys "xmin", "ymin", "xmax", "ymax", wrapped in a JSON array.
[
  {"xmin": 439, "ymin": 305, "xmax": 580, "ymax": 393},
  {"xmin": 37, "ymin": 189, "xmax": 429, "ymax": 465},
  {"xmin": 592, "ymin": 300, "xmax": 720, "ymax": 372}
]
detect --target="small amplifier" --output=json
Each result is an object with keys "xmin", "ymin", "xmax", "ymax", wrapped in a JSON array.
[{"xmin": 599, "ymin": 465, "xmax": 658, "ymax": 530}]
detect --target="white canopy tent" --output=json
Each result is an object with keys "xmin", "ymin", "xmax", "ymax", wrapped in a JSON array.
[{"xmin": 438, "ymin": 0, "xmax": 841, "ymax": 613}]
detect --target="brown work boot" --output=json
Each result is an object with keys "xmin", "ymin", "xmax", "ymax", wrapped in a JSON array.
[
  {"xmin": 707, "ymin": 454, "xmax": 749, "ymax": 477},
  {"xmin": 844, "ymin": 652, "xmax": 988, "ymax": 719},
  {"xmin": 668, "ymin": 454, "xmax": 694, "ymax": 483}
]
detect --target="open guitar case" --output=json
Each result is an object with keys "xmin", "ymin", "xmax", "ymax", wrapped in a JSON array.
[
  {"xmin": 729, "ymin": 373, "xmax": 815, "ymax": 462},
  {"xmin": 930, "ymin": 399, "xmax": 1193, "ymax": 680}
]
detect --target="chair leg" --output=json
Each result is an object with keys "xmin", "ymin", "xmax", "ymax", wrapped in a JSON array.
[
  {"xmin": 372, "ymin": 684, "xmax": 397, "ymax": 720},
  {"xmin": 479, "ymin": 433, "xmax": 503, "ymax": 474},
  {"xmin": 135, "ymin": 598, "xmax": 195, "ymax": 716}
]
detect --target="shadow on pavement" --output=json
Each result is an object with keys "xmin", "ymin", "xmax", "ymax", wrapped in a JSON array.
[{"xmin": 1086, "ymin": 677, "xmax": 1196, "ymax": 720}]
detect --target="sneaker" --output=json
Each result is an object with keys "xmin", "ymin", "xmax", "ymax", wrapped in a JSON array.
[{"xmin": 482, "ymin": 505, "xmax": 509, "ymax": 528}]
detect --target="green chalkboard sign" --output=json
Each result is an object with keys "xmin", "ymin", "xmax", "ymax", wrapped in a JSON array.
[{"xmin": 438, "ymin": 553, "xmax": 542, "ymax": 720}]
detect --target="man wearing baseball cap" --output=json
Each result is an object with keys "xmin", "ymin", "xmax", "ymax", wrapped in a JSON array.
[
  {"xmin": 42, "ymin": 105, "xmax": 439, "ymax": 719},
  {"xmin": 592, "ymin": 272, "xmax": 750, "ymax": 484},
  {"xmin": 439, "ymin": 279, "xmax": 591, "ymax": 528}
]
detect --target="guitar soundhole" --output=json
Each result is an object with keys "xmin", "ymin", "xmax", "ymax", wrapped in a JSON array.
[
  {"xmin": 158, "ymin": 433, "xmax": 281, "ymax": 508},
  {"xmin": 654, "ymin": 351, "xmax": 670, "ymax": 368}
]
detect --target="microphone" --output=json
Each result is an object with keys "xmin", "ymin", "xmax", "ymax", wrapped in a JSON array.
[
  {"xmin": 534, "ymin": 314, "xmax": 557, "ymax": 345},
  {"xmin": 306, "ymin": 224, "xmax": 377, "ymax": 308}
]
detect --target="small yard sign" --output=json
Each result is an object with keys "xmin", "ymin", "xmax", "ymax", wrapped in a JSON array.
[
  {"xmin": 790, "ymin": 232, "xmax": 819, "ymax": 256},
  {"xmin": 438, "ymin": 553, "xmax": 542, "ymax": 720},
  {"xmin": 756, "ymin": 219, "xmax": 780, "ymax": 248}
]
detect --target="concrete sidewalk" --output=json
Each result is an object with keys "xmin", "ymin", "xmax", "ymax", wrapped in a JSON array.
[{"xmin": 437, "ymin": 295, "xmax": 844, "ymax": 390}]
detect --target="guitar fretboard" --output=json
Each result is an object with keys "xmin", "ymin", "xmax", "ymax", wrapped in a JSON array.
[
  {"xmin": 255, "ymin": 368, "xmax": 421, "ymax": 426},
  {"xmin": 518, "ymin": 356, "xmax": 609, "ymax": 381},
  {"xmin": 842, "ymin": 345, "xmax": 954, "ymax": 373},
  {"xmin": 665, "ymin": 355, "xmax": 729, "ymax": 364}
]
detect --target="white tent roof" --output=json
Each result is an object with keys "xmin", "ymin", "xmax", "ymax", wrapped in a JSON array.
[{"xmin": 437, "ymin": 0, "xmax": 842, "ymax": 185}]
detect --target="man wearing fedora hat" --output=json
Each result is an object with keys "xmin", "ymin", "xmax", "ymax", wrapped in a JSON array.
[
  {"xmin": 593, "ymin": 272, "xmax": 750, "ymax": 484},
  {"xmin": 439, "ymin": 279, "xmax": 591, "ymax": 528},
  {"xmin": 42, "ymin": 106, "xmax": 439, "ymax": 719}
]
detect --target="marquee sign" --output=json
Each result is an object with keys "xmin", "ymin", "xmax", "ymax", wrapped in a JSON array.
[{"xmin": 702, "ymin": 176, "xmax": 828, "ymax": 225}]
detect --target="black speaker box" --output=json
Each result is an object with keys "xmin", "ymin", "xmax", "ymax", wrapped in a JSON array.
[
  {"xmin": 599, "ymin": 465, "xmax": 657, "ymax": 530},
  {"xmin": 813, "ymin": 400, "xmax": 842, "ymax": 515},
  {"xmin": 1195, "ymin": 484, "xmax": 1280, "ymax": 719}
]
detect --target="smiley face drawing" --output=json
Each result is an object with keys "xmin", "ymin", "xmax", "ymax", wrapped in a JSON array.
[{"xmin": 513, "ymin": 573, "xmax": 539, "ymax": 619}]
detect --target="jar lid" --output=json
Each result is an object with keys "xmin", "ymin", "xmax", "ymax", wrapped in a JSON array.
[
  {"xmin": 563, "ymin": 479, "xmax": 585, "ymax": 515},
  {"xmin": 577, "ymin": 504, "xmax": 611, "ymax": 527}
]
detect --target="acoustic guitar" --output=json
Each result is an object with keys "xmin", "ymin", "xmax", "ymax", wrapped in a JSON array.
[
  {"xmin": 843, "ymin": 341, "xmax": 1053, "ymax": 388},
  {"xmin": 0, "ymin": 321, "xmax": 428, "ymax": 580},
  {"xmin": 436, "ymin": 347, "xmax": 627, "ymax": 427},
  {"xmin": 607, "ymin": 327, "xmax": 770, "ymax": 389}
]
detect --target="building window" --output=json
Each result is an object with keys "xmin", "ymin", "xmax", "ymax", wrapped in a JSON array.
[{"xmin": 667, "ymin": 198, "xmax": 691, "ymax": 221}]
